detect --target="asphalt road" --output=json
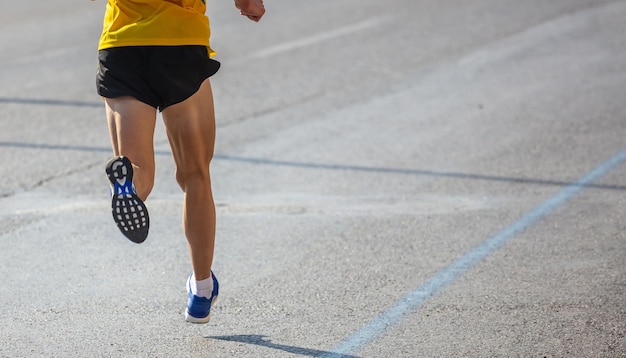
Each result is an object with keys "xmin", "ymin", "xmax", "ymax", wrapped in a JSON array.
[{"xmin": 0, "ymin": 1, "xmax": 625, "ymax": 357}]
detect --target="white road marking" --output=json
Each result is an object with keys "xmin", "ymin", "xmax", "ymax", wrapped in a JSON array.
[{"xmin": 321, "ymin": 147, "xmax": 626, "ymax": 357}]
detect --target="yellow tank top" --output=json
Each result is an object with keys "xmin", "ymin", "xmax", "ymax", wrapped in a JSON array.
[{"xmin": 98, "ymin": 0, "xmax": 215, "ymax": 56}]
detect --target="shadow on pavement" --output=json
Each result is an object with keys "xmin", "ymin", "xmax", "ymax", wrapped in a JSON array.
[
  {"xmin": 1, "ymin": 140, "xmax": 625, "ymax": 192},
  {"xmin": 0, "ymin": 97, "xmax": 102, "ymax": 108},
  {"xmin": 208, "ymin": 335, "xmax": 359, "ymax": 358}
]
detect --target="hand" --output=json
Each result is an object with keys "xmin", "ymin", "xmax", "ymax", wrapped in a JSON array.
[{"xmin": 234, "ymin": 0, "xmax": 265, "ymax": 22}]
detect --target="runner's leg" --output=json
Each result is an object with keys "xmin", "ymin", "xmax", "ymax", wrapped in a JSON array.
[
  {"xmin": 105, "ymin": 96, "xmax": 157, "ymax": 200},
  {"xmin": 162, "ymin": 79, "xmax": 217, "ymax": 281}
]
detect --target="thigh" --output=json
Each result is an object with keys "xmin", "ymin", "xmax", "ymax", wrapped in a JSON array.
[
  {"xmin": 105, "ymin": 96, "xmax": 157, "ymax": 173},
  {"xmin": 162, "ymin": 79, "xmax": 216, "ymax": 181}
]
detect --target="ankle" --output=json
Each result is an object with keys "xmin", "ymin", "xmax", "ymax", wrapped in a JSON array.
[{"xmin": 190, "ymin": 272, "xmax": 214, "ymax": 298}]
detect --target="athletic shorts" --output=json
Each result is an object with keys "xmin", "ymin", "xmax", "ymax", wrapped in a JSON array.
[{"xmin": 96, "ymin": 46, "xmax": 220, "ymax": 111}]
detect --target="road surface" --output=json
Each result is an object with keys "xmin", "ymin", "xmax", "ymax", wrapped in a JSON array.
[{"xmin": 0, "ymin": 0, "xmax": 625, "ymax": 357}]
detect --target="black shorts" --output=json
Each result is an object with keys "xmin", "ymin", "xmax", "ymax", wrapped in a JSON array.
[{"xmin": 96, "ymin": 46, "xmax": 220, "ymax": 111}]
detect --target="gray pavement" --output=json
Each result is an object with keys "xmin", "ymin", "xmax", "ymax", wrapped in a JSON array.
[{"xmin": 1, "ymin": 0, "xmax": 625, "ymax": 357}]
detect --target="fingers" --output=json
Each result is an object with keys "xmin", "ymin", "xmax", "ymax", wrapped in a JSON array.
[{"xmin": 240, "ymin": 11, "xmax": 262, "ymax": 22}]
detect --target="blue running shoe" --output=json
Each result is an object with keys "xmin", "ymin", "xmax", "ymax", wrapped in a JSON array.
[
  {"xmin": 105, "ymin": 156, "xmax": 149, "ymax": 243},
  {"xmin": 185, "ymin": 271, "xmax": 219, "ymax": 324}
]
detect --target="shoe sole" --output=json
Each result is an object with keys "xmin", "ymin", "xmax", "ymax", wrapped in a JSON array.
[{"xmin": 105, "ymin": 156, "xmax": 149, "ymax": 244}]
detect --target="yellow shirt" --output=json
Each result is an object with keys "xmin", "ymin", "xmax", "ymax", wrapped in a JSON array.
[{"xmin": 98, "ymin": 0, "xmax": 215, "ymax": 56}]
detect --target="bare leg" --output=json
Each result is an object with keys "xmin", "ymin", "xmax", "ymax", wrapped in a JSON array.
[
  {"xmin": 162, "ymin": 79, "xmax": 217, "ymax": 281},
  {"xmin": 105, "ymin": 97, "xmax": 157, "ymax": 200}
]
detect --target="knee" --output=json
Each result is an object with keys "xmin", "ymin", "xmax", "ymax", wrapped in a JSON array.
[{"xmin": 174, "ymin": 165, "xmax": 211, "ymax": 192}]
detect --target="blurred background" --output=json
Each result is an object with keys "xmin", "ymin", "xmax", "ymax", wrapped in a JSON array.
[{"xmin": 0, "ymin": 1, "xmax": 625, "ymax": 357}]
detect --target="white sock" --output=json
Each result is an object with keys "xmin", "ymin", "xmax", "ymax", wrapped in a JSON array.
[{"xmin": 190, "ymin": 272, "xmax": 214, "ymax": 299}]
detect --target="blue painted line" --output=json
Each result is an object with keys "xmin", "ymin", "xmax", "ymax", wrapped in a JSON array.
[{"xmin": 322, "ymin": 148, "xmax": 626, "ymax": 358}]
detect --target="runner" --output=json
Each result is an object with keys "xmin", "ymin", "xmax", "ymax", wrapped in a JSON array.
[{"xmin": 96, "ymin": 0, "xmax": 265, "ymax": 323}]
